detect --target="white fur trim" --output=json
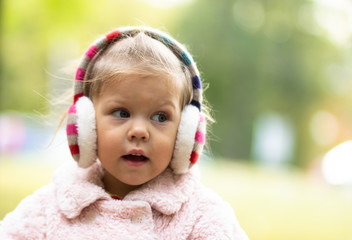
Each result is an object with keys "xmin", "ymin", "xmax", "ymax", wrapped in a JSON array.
[
  {"xmin": 171, "ymin": 105, "xmax": 199, "ymax": 174},
  {"xmin": 76, "ymin": 97, "xmax": 97, "ymax": 168}
]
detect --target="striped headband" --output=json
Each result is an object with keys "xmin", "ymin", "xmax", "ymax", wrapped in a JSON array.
[{"xmin": 73, "ymin": 26, "xmax": 203, "ymax": 112}]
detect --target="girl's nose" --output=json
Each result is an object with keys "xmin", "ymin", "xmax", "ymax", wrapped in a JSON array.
[{"xmin": 127, "ymin": 119, "xmax": 150, "ymax": 142}]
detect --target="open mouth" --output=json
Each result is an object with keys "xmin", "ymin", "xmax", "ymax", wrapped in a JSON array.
[{"xmin": 122, "ymin": 154, "xmax": 149, "ymax": 162}]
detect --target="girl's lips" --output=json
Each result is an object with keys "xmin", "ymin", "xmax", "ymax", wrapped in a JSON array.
[
  {"xmin": 122, "ymin": 149, "xmax": 149, "ymax": 167},
  {"xmin": 122, "ymin": 156, "xmax": 148, "ymax": 167},
  {"xmin": 123, "ymin": 154, "xmax": 148, "ymax": 161}
]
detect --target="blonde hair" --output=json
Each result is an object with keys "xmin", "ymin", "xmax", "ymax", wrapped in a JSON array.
[
  {"xmin": 83, "ymin": 32, "xmax": 213, "ymax": 128},
  {"xmin": 84, "ymin": 33, "xmax": 192, "ymax": 109}
]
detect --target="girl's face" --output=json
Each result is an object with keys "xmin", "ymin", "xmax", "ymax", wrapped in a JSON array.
[{"xmin": 93, "ymin": 74, "xmax": 182, "ymax": 195}]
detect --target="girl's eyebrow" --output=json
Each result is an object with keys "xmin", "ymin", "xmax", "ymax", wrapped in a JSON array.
[
  {"xmin": 157, "ymin": 99, "xmax": 180, "ymax": 110},
  {"xmin": 101, "ymin": 97, "xmax": 180, "ymax": 110}
]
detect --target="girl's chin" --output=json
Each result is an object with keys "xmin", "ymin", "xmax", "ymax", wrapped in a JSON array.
[{"xmin": 117, "ymin": 175, "xmax": 152, "ymax": 187}]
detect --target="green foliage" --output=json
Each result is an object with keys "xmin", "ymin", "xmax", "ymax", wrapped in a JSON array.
[
  {"xmin": 175, "ymin": 0, "xmax": 347, "ymax": 166},
  {"xmin": 0, "ymin": 0, "xmax": 176, "ymax": 112}
]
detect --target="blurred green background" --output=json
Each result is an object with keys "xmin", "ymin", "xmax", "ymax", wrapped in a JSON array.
[{"xmin": 1, "ymin": 0, "xmax": 352, "ymax": 239}]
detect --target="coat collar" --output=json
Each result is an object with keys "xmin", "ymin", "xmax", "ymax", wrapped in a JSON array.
[
  {"xmin": 124, "ymin": 166, "xmax": 200, "ymax": 215},
  {"xmin": 53, "ymin": 161, "xmax": 200, "ymax": 219}
]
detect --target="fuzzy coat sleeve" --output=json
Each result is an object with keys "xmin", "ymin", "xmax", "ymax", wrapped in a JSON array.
[
  {"xmin": 188, "ymin": 187, "xmax": 249, "ymax": 240},
  {"xmin": 0, "ymin": 184, "xmax": 52, "ymax": 240}
]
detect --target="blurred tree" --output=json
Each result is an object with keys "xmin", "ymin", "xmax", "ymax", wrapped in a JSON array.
[
  {"xmin": 0, "ymin": 0, "xmax": 177, "ymax": 113},
  {"xmin": 175, "ymin": 0, "xmax": 343, "ymax": 167}
]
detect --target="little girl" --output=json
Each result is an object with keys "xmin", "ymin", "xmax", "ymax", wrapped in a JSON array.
[{"xmin": 0, "ymin": 26, "xmax": 248, "ymax": 239}]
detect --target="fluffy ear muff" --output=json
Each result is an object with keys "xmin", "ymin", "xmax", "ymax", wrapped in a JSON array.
[
  {"xmin": 171, "ymin": 105, "xmax": 200, "ymax": 174},
  {"xmin": 75, "ymin": 96, "xmax": 97, "ymax": 168}
]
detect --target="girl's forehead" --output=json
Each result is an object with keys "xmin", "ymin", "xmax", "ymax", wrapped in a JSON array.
[{"xmin": 98, "ymin": 72, "xmax": 184, "ymax": 99}]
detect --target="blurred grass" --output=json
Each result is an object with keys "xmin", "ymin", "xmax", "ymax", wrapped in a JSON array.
[
  {"xmin": 1, "ymin": 158, "xmax": 352, "ymax": 239},
  {"xmin": 201, "ymin": 160, "xmax": 352, "ymax": 240}
]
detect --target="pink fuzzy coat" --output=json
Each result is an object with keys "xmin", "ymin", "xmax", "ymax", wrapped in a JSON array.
[{"xmin": 0, "ymin": 161, "xmax": 248, "ymax": 240}]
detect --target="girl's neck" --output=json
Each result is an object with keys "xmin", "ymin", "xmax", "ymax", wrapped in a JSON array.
[{"xmin": 102, "ymin": 172, "xmax": 140, "ymax": 199}]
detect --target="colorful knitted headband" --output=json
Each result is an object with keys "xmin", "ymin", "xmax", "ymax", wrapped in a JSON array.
[
  {"xmin": 66, "ymin": 26, "xmax": 205, "ymax": 173},
  {"xmin": 73, "ymin": 27, "xmax": 202, "ymax": 109}
]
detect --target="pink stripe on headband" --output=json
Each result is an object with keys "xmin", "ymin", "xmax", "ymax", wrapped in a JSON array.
[
  {"xmin": 106, "ymin": 30, "xmax": 120, "ymax": 43},
  {"xmin": 75, "ymin": 68, "xmax": 85, "ymax": 81},
  {"xmin": 85, "ymin": 45, "xmax": 97, "ymax": 59},
  {"xmin": 195, "ymin": 131, "xmax": 205, "ymax": 144},
  {"xmin": 66, "ymin": 123, "xmax": 78, "ymax": 135},
  {"xmin": 68, "ymin": 104, "xmax": 77, "ymax": 114}
]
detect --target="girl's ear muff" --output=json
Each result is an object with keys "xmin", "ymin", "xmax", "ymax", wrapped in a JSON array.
[
  {"xmin": 66, "ymin": 27, "xmax": 206, "ymax": 174},
  {"xmin": 66, "ymin": 96, "xmax": 97, "ymax": 168},
  {"xmin": 171, "ymin": 105, "xmax": 206, "ymax": 174}
]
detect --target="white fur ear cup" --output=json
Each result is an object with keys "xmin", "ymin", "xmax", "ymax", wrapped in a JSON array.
[
  {"xmin": 75, "ymin": 96, "xmax": 97, "ymax": 168},
  {"xmin": 171, "ymin": 105, "xmax": 200, "ymax": 174}
]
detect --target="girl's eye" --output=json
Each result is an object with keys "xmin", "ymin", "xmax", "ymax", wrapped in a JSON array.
[
  {"xmin": 113, "ymin": 109, "xmax": 130, "ymax": 118},
  {"xmin": 152, "ymin": 112, "xmax": 168, "ymax": 123}
]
